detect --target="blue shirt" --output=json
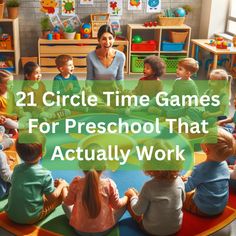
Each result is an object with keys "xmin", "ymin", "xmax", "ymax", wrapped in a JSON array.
[
  {"xmin": 53, "ymin": 74, "xmax": 81, "ymax": 95},
  {"xmin": 185, "ymin": 161, "xmax": 230, "ymax": 215},
  {"xmin": 86, "ymin": 50, "xmax": 125, "ymax": 81}
]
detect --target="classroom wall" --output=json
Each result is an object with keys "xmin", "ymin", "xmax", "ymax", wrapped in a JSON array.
[
  {"xmin": 199, "ymin": 0, "xmax": 229, "ymax": 38},
  {"xmin": 12, "ymin": 0, "xmax": 202, "ymax": 56}
]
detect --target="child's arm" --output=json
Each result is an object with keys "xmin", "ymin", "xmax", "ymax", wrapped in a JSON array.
[
  {"xmin": 217, "ymin": 117, "xmax": 233, "ymax": 126},
  {"xmin": 45, "ymin": 179, "xmax": 68, "ymax": 201},
  {"xmin": 0, "ymin": 151, "xmax": 12, "ymax": 183},
  {"xmin": 129, "ymin": 184, "xmax": 149, "ymax": 216},
  {"xmin": 230, "ymin": 165, "xmax": 236, "ymax": 180}
]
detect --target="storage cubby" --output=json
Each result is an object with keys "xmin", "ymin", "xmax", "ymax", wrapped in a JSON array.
[
  {"xmin": 38, "ymin": 38, "xmax": 129, "ymax": 73},
  {"xmin": 127, "ymin": 24, "xmax": 191, "ymax": 74},
  {"xmin": 0, "ymin": 18, "xmax": 20, "ymax": 74}
]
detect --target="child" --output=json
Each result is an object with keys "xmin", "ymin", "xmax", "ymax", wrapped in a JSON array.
[
  {"xmin": 125, "ymin": 140, "xmax": 185, "ymax": 236},
  {"xmin": 5, "ymin": 131, "xmax": 68, "ymax": 224},
  {"xmin": 184, "ymin": 127, "xmax": 235, "ymax": 216},
  {"xmin": 148, "ymin": 57, "xmax": 199, "ymax": 117},
  {"xmin": 0, "ymin": 70, "xmax": 18, "ymax": 130},
  {"xmin": 0, "ymin": 150, "xmax": 12, "ymax": 199},
  {"xmin": 133, "ymin": 55, "xmax": 165, "ymax": 99},
  {"xmin": 62, "ymin": 143, "xmax": 128, "ymax": 236},
  {"xmin": 188, "ymin": 69, "xmax": 230, "ymax": 126},
  {"xmin": 53, "ymin": 54, "xmax": 80, "ymax": 96},
  {"xmin": 218, "ymin": 94, "xmax": 236, "ymax": 138}
]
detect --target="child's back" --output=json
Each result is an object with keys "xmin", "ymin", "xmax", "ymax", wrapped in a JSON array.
[
  {"xmin": 130, "ymin": 176, "xmax": 185, "ymax": 235},
  {"xmin": 64, "ymin": 175, "xmax": 126, "ymax": 233},
  {"xmin": 5, "ymin": 162, "xmax": 54, "ymax": 223}
]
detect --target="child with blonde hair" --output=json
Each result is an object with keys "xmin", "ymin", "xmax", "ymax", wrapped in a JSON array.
[
  {"xmin": 184, "ymin": 128, "xmax": 236, "ymax": 216},
  {"xmin": 63, "ymin": 143, "xmax": 128, "ymax": 236},
  {"xmin": 125, "ymin": 140, "xmax": 185, "ymax": 236},
  {"xmin": 5, "ymin": 131, "xmax": 68, "ymax": 224},
  {"xmin": 53, "ymin": 54, "xmax": 80, "ymax": 95}
]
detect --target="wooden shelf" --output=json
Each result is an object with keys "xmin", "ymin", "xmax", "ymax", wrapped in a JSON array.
[
  {"xmin": 0, "ymin": 49, "xmax": 15, "ymax": 52},
  {"xmin": 0, "ymin": 18, "xmax": 20, "ymax": 75},
  {"xmin": 38, "ymin": 38, "xmax": 129, "ymax": 73},
  {"xmin": 127, "ymin": 24, "xmax": 191, "ymax": 74}
]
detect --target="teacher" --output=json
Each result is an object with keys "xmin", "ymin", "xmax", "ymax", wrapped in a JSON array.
[{"xmin": 86, "ymin": 24, "xmax": 125, "ymax": 81}]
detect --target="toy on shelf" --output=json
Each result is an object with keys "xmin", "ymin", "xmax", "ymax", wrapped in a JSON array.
[
  {"xmin": 144, "ymin": 21, "xmax": 158, "ymax": 27},
  {"xmin": 0, "ymin": 55, "xmax": 14, "ymax": 72},
  {"xmin": 90, "ymin": 13, "xmax": 110, "ymax": 38},
  {"xmin": 132, "ymin": 35, "xmax": 143, "ymax": 43},
  {"xmin": 174, "ymin": 7, "xmax": 186, "ymax": 17},
  {"xmin": 0, "ymin": 34, "xmax": 13, "ymax": 50},
  {"xmin": 80, "ymin": 23, "xmax": 91, "ymax": 39}
]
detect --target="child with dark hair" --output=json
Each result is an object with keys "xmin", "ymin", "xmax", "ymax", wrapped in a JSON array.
[
  {"xmin": 133, "ymin": 55, "xmax": 165, "ymax": 99},
  {"xmin": 62, "ymin": 143, "xmax": 128, "ymax": 236},
  {"xmin": 5, "ymin": 131, "xmax": 68, "ymax": 224},
  {"xmin": 53, "ymin": 54, "xmax": 80, "ymax": 95}
]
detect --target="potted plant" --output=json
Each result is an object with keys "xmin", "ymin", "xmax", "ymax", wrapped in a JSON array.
[
  {"xmin": 40, "ymin": 16, "xmax": 51, "ymax": 39},
  {"xmin": 0, "ymin": 0, "xmax": 5, "ymax": 19},
  {"xmin": 63, "ymin": 25, "xmax": 76, "ymax": 40},
  {"xmin": 6, "ymin": 0, "xmax": 19, "ymax": 19}
]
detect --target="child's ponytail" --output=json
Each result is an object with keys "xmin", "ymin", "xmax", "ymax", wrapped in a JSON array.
[{"xmin": 82, "ymin": 169, "xmax": 101, "ymax": 218}]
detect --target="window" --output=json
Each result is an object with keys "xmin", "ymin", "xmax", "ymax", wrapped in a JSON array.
[{"xmin": 226, "ymin": 0, "xmax": 236, "ymax": 35}]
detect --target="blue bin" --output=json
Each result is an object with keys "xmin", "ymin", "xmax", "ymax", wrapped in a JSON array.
[{"xmin": 161, "ymin": 41, "xmax": 185, "ymax": 51}]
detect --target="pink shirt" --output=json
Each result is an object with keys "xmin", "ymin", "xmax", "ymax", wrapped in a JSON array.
[{"xmin": 64, "ymin": 176, "xmax": 125, "ymax": 232}]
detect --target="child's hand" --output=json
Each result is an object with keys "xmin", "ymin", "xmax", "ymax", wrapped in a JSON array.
[
  {"xmin": 54, "ymin": 178, "xmax": 69, "ymax": 188},
  {"xmin": 229, "ymin": 165, "xmax": 235, "ymax": 170},
  {"xmin": 125, "ymin": 188, "xmax": 137, "ymax": 198},
  {"xmin": 0, "ymin": 116, "xmax": 6, "ymax": 125},
  {"xmin": 181, "ymin": 176, "xmax": 188, "ymax": 182},
  {"xmin": 217, "ymin": 120, "xmax": 225, "ymax": 126},
  {"xmin": 66, "ymin": 83, "xmax": 73, "ymax": 92}
]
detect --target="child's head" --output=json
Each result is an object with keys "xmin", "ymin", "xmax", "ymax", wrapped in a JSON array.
[
  {"xmin": 80, "ymin": 143, "xmax": 106, "ymax": 218},
  {"xmin": 0, "ymin": 70, "xmax": 13, "ymax": 95},
  {"xmin": 209, "ymin": 69, "xmax": 228, "ymax": 81},
  {"xmin": 202, "ymin": 127, "xmax": 236, "ymax": 161},
  {"xmin": 16, "ymin": 131, "xmax": 46, "ymax": 164},
  {"xmin": 23, "ymin": 62, "xmax": 41, "ymax": 81},
  {"xmin": 177, "ymin": 58, "xmax": 199, "ymax": 79},
  {"xmin": 143, "ymin": 55, "xmax": 166, "ymax": 78},
  {"xmin": 143, "ymin": 139, "xmax": 183, "ymax": 180},
  {"xmin": 55, "ymin": 54, "xmax": 74, "ymax": 75}
]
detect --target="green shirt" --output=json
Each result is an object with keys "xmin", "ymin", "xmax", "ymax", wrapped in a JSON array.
[{"xmin": 5, "ymin": 163, "xmax": 55, "ymax": 224}]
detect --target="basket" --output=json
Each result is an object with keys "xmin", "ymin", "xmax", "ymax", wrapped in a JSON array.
[
  {"xmin": 161, "ymin": 55, "xmax": 185, "ymax": 73},
  {"xmin": 131, "ymin": 54, "xmax": 149, "ymax": 73},
  {"xmin": 158, "ymin": 16, "xmax": 185, "ymax": 26},
  {"xmin": 161, "ymin": 41, "xmax": 185, "ymax": 51},
  {"xmin": 131, "ymin": 41, "xmax": 157, "ymax": 51},
  {"xmin": 170, "ymin": 31, "xmax": 188, "ymax": 43},
  {"xmin": 90, "ymin": 13, "xmax": 110, "ymax": 38}
]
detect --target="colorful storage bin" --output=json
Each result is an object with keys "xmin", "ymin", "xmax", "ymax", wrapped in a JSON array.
[
  {"xmin": 131, "ymin": 41, "xmax": 157, "ymax": 51},
  {"xmin": 131, "ymin": 54, "xmax": 149, "ymax": 73},
  {"xmin": 161, "ymin": 55, "xmax": 185, "ymax": 73},
  {"xmin": 161, "ymin": 41, "xmax": 185, "ymax": 51}
]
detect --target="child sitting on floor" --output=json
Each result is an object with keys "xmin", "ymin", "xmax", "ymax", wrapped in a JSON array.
[
  {"xmin": 5, "ymin": 131, "xmax": 68, "ymax": 224},
  {"xmin": 148, "ymin": 57, "xmax": 199, "ymax": 117},
  {"xmin": 133, "ymin": 55, "xmax": 165, "ymax": 99},
  {"xmin": 53, "ymin": 54, "xmax": 80, "ymax": 96},
  {"xmin": 188, "ymin": 69, "xmax": 231, "ymax": 126},
  {"xmin": 218, "ymin": 94, "xmax": 236, "ymax": 138},
  {"xmin": 125, "ymin": 139, "xmax": 185, "ymax": 236},
  {"xmin": 0, "ymin": 150, "xmax": 13, "ymax": 200},
  {"xmin": 184, "ymin": 127, "xmax": 236, "ymax": 216},
  {"xmin": 62, "ymin": 143, "xmax": 128, "ymax": 236}
]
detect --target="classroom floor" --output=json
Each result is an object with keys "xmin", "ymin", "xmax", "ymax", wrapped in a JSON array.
[{"xmin": 1, "ymin": 70, "xmax": 235, "ymax": 235}]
